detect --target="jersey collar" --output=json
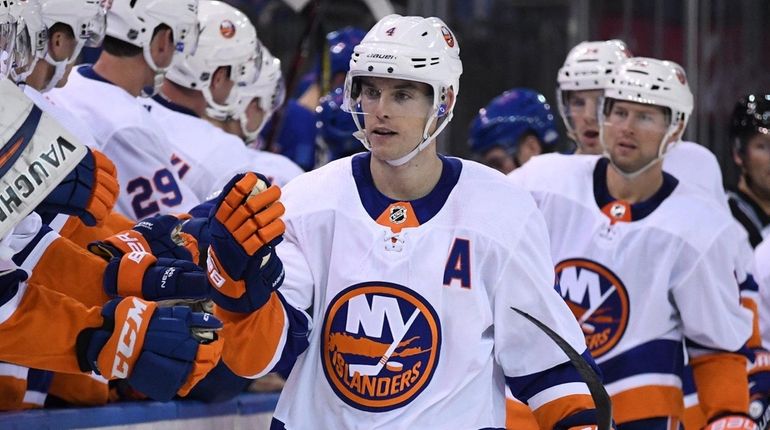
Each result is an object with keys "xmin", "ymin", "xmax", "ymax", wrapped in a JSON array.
[
  {"xmin": 77, "ymin": 65, "xmax": 116, "ymax": 86},
  {"xmin": 593, "ymin": 157, "xmax": 678, "ymax": 223},
  {"xmin": 151, "ymin": 94, "xmax": 199, "ymax": 118},
  {"xmin": 352, "ymin": 152, "xmax": 462, "ymax": 228}
]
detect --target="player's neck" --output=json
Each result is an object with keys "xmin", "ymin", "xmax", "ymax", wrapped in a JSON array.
[
  {"xmin": 370, "ymin": 146, "xmax": 443, "ymax": 201},
  {"xmin": 738, "ymin": 176, "xmax": 770, "ymax": 215},
  {"xmin": 160, "ymin": 80, "xmax": 207, "ymax": 118},
  {"xmin": 606, "ymin": 162, "xmax": 664, "ymax": 203},
  {"xmin": 93, "ymin": 53, "xmax": 154, "ymax": 98}
]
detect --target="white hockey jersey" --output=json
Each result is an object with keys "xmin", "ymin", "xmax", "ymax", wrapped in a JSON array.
[
  {"xmin": 47, "ymin": 66, "xmax": 200, "ymax": 219},
  {"xmin": 509, "ymin": 153, "xmax": 753, "ymax": 423},
  {"xmin": 663, "ymin": 141, "xmax": 726, "ymax": 207},
  {"xmin": 272, "ymin": 154, "xmax": 595, "ymax": 430},
  {"xmin": 142, "ymin": 96, "xmax": 302, "ymax": 200}
]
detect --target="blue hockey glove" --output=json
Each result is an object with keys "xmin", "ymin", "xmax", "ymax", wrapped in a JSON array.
[
  {"xmin": 36, "ymin": 148, "xmax": 119, "ymax": 226},
  {"xmin": 206, "ymin": 172, "xmax": 285, "ymax": 313},
  {"xmin": 76, "ymin": 297, "xmax": 223, "ymax": 401}
]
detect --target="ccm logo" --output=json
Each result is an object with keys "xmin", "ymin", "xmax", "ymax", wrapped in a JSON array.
[
  {"xmin": 115, "ymin": 232, "xmax": 148, "ymax": 264},
  {"xmin": 111, "ymin": 298, "xmax": 148, "ymax": 379}
]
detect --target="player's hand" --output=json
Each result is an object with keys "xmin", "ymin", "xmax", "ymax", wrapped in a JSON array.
[
  {"xmin": 36, "ymin": 148, "xmax": 119, "ymax": 226},
  {"xmin": 88, "ymin": 214, "xmax": 200, "ymax": 264},
  {"xmin": 206, "ymin": 172, "xmax": 285, "ymax": 313},
  {"xmin": 101, "ymin": 251, "xmax": 210, "ymax": 302},
  {"xmin": 702, "ymin": 415, "xmax": 759, "ymax": 429},
  {"xmin": 76, "ymin": 297, "xmax": 223, "ymax": 401}
]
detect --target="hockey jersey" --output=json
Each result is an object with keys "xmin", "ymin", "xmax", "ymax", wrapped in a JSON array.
[
  {"xmin": 270, "ymin": 154, "xmax": 597, "ymax": 430},
  {"xmin": 47, "ymin": 66, "xmax": 200, "ymax": 219},
  {"xmin": 142, "ymin": 95, "xmax": 302, "ymax": 200},
  {"xmin": 510, "ymin": 153, "xmax": 753, "ymax": 424}
]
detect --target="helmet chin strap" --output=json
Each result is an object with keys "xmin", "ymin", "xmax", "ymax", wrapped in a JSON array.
[
  {"xmin": 140, "ymin": 47, "xmax": 167, "ymax": 98},
  {"xmin": 41, "ymin": 53, "xmax": 67, "ymax": 93}
]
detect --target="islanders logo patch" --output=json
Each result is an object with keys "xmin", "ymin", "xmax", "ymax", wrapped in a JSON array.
[
  {"xmin": 321, "ymin": 282, "xmax": 441, "ymax": 412},
  {"xmin": 555, "ymin": 259, "xmax": 629, "ymax": 358}
]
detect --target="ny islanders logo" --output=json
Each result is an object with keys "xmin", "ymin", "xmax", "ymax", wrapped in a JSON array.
[
  {"xmin": 555, "ymin": 259, "xmax": 629, "ymax": 358},
  {"xmin": 321, "ymin": 282, "xmax": 441, "ymax": 412}
]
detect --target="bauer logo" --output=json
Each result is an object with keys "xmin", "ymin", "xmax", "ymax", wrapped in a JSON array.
[
  {"xmin": 321, "ymin": 282, "xmax": 441, "ymax": 412},
  {"xmin": 555, "ymin": 259, "xmax": 629, "ymax": 358}
]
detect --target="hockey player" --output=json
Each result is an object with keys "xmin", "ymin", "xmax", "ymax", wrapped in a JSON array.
[
  {"xmin": 728, "ymin": 94, "xmax": 770, "ymax": 248},
  {"xmin": 48, "ymin": 0, "xmax": 202, "ymax": 219},
  {"xmin": 511, "ymin": 57, "xmax": 755, "ymax": 429},
  {"xmin": 0, "ymin": 8, "xmax": 222, "ymax": 401},
  {"xmin": 206, "ymin": 14, "xmax": 608, "ymax": 429},
  {"xmin": 205, "ymin": 45, "xmax": 303, "ymax": 187},
  {"xmin": 557, "ymin": 39, "xmax": 726, "ymax": 201},
  {"xmin": 468, "ymin": 87, "xmax": 559, "ymax": 174},
  {"xmin": 145, "ymin": 2, "xmax": 301, "ymax": 195}
]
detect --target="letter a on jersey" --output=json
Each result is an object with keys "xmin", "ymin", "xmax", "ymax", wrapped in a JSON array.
[
  {"xmin": 443, "ymin": 238, "xmax": 471, "ymax": 289},
  {"xmin": 321, "ymin": 282, "xmax": 441, "ymax": 412}
]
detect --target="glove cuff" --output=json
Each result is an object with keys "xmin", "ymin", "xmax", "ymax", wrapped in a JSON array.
[{"xmin": 88, "ymin": 230, "xmax": 152, "ymax": 261}]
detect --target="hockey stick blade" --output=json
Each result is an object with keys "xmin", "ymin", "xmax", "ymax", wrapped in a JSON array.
[{"xmin": 511, "ymin": 307, "xmax": 613, "ymax": 430}]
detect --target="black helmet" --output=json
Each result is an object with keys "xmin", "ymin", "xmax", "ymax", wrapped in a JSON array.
[{"xmin": 730, "ymin": 94, "xmax": 770, "ymax": 154}]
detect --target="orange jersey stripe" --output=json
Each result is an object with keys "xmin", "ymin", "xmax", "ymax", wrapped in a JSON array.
[
  {"xmin": 505, "ymin": 398, "xmax": 540, "ymax": 430},
  {"xmin": 690, "ymin": 353, "xmax": 749, "ymax": 420},
  {"xmin": 215, "ymin": 292, "xmax": 287, "ymax": 378},
  {"xmin": 58, "ymin": 212, "xmax": 135, "ymax": 249},
  {"xmin": 612, "ymin": 385, "xmax": 683, "ymax": 424},
  {"xmin": 532, "ymin": 393, "xmax": 596, "ymax": 430}
]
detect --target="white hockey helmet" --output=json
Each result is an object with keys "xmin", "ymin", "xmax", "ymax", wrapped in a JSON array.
[
  {"xmin": 166, "ymin": 0, "xmax": 258, "ymax": 118},
  {"xmin": 600, "ymin": 57, "xmax": 694, "ymax": 176},
  {"xmin": 38, "ymin": 0, "xmax": 106, "ymax": 91},
  {"xmin": 342, "ymin": 14, "xmax": 463, "ymax": 166},
  {"xmin": 106, "ymin": 0, "xmax": 199, "ymax": 91},
  {"xmin": 556, "ymin": 40, "xmax": 631, "ymax": 137},
  {"xmin": 9, "ymin": 0, "xmax": 48, "ymax": 83},
  {"xmin": 1, "ymin": 2, "xmax": 19, "ymax": 79},
  {"xmin": 228, "ymin": 46, "xmax": 284, "ymax": 142}
]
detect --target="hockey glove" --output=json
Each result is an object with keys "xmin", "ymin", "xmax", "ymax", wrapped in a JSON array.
[
  {"xmin": 206, "ymin": 172, "xmax": 285, "ymax": 314},
  {"xmin": 76, "ymin": 297, "xmax": 223, "ymax": 401},
  {"xmin": 88, "ymin": 214, "xmax": 200, "ymax": 263},
  {"xmin": 101, "ymin": 252, "xmax": 210, "ymax": 302},
  {"xmin": 702, "ymin": 414, "xmax": 758, "ymax": 429},
  {"xmin": 36, "ymin": 148, "xmax": 119, "ymax": 227}
]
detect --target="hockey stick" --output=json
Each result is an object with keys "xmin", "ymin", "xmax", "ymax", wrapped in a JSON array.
[
  {"xmin": 511, "ymin": 307, "xmax": 613, "ymax": 430},
  {"xmin": 348, "ymin": 308, "xmax": 420, "ymax": 377}
]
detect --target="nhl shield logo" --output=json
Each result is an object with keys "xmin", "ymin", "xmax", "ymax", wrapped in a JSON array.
[
  {"xmin": 555, "ymin": 258, "xmax": 630, "ymax": 358},
  {"xmin": 321, "ymin": 282, "xmax": 441, "ymax": 412},
  {"xmin": 389, "ymin": 205, "xmax": 407, "ymax": 225},
  {"xmin": 610, "ymin": 203, "xmax": 626, "ymax": 219}
]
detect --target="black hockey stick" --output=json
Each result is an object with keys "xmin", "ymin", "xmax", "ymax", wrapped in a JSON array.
[{"xmin": 511, "ymin": 307, "xmax": 613, "ymax": 430}]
